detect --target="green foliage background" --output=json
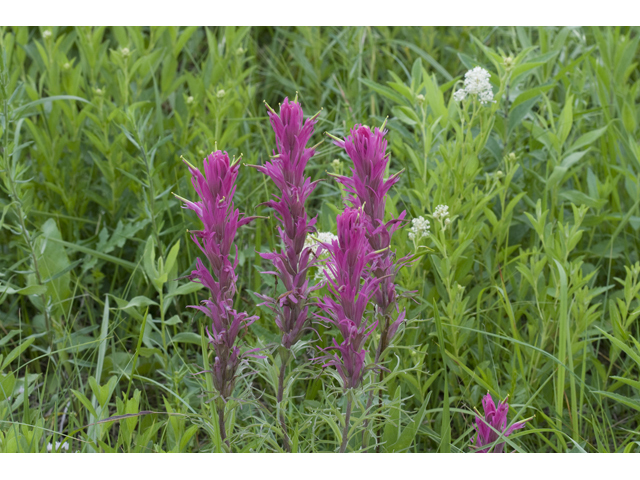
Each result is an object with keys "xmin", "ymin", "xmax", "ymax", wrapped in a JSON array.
[{"xmin": 1, "ymin": 26, "xmax": 640, "ymax": 453}]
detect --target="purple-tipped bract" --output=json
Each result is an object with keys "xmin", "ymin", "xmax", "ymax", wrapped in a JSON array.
[
  {"xmin": 315, "ymin": 207, "xmax": 380, "ymax": 390},
  {"xmin": 254, "ymin": 97, "xmax": 320, "ymax": 349},
  {"xmin": 473, "ymin": 392, "xmax": 530, "ymax": 453},
  {"xmin": 180, "ymin": 150, "xmax": 259, "ymax": 399},
  {"xmin": 332, "ymin": 125, "xmax": 408, "ymax": 355}
]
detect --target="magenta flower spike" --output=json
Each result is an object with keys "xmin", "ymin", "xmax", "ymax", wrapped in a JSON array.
[
  {"xmin": 316, "ymin": 207, "xmax": 381, "ymax": 390},
  {"xmin": 177, "ymin": 150, "xmax": 259, "ymax": 401},
  {"xmin": 331, "ymin": 124, "xmax": 409, "ymax": 357},
  {"xmin": 253, "ymin": 97, "xmax": 321, "ymax": 350},
  {"xmin": 473, "ymin": 392, "xmax": 531, "ymax": 453}
]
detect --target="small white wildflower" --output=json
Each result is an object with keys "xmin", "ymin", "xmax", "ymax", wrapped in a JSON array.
[
  {"xmin": 63, "ymin": 62, "xmax": 71, "ymax": 70},
  {"xmin": 47, "ymin": 441, "xmax": 69, "ymax": 452},
  {"xmin": 216, "ymin": 89, "xmax": 226, "ymax": 98},
  {"xmin": 444, "ymin": 218, "xmax": 451, "ymax": 225},
  {"xmin": 120, "ymin": 47, "xmax": 130, "ymax": 57},
  {"xmin": 453, "ymin": 89, "xmax": 467, "ymax": 102},
  {"xmin": 479, "ymin": 88, "xmax": 494, "ymax": 106},
  {"xmin": 305, "ymin": 231, "xmax": 337, "ymax": 256},
  {"xmin": 42, "ymin": 30, "xmax": 52, "ymax": 39},
  {"xmin": 186, "ymin": 96, "xmax": 194, "ymax": 104},
  {"xmin": 305, "ymin": 232, "xmax": 338, "ymax": 284},
  {"xmin": 433, "ymin": 204, "xmax": 449, "ymax": 221},
  {"xmin": 455, "ymin": 66, "xmax": 495, "ymax": 106},
  {"xmin": 416, "ymin": 93, "xmax": 425, "ymax": 104},
  {"xmin": 314, "ymin": 265, "xmax": 336, "ymax": 284},
  {"xmin": 408, "ymin": 216, "xmax": 430, "ymax": 242},
  {"xmin": 95, "ymin": 88, "xmax": 103, "ymax": 96},
  {"xmin": 463, "ymin": 66, "xmax": 491, "ymax": 95}
]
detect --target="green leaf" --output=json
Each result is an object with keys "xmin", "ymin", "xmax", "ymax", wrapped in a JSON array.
[
  {"xmin": 387, "ymin": 392, "xmax": 431, "ymax": 452},
  {"xmin": 118, "ymin": 296, "xmax": 158, "ymax": 310},
  {"xmin": 89, "ymin": 375, "xmax": 118, "ymax": 408},
  {"xmin": 163, "ymin": 240, "xmax": 181, "ymax": 277},
  {"xmin": 0, "ymin": 284, "xmax": 47, "ymax": 296},
  {"xmin": 382, "ymin": 387, "xmax": 402, "ymax": 447},
  {"xmin": 567, "ymin": 125, "xmax": 608, "ymax": 153},
  {"xmin": 72, "ymin": 389, "xmax": 98, "ymax": 418},
  {"xmin": 1, "ymin": 337, "xmax": 34, "ymax": 371},
  {"xmin": 0, "ymin": 373, "xmax": 16, "ymax": 401},
  {"xmin": 359, "ymin": 78, "xmax": 407, "ymax": 106},
  {"xmin": 391, "ymin": 106, "xmax": 419, "ymax": 126},
  {"xmin": 594, "ymin": 391, "xmax": 640, "ymax": 413},
  {"xmin": 171, "ymin": 332, "xmax": 202, "ymax": 345},
  {"xmin": 28, "ymin": 219, "xmax": 72, "ymax": 317},
  {"xmin": 47, "ymin": 237, "xmax": 137, "ymax": 270}
]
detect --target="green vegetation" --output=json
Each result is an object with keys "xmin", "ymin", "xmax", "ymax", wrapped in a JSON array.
[{"xmin": 1, "ymin": 26, "xmax": 639, "ymax": 453}]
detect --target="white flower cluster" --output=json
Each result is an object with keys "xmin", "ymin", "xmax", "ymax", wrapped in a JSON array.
[
  {"xmin": 408, "ymin": 216, "xmax": 430, "ymax": 242},
  {"xmin": 453, "ymin": 66, "xmax": 495, "ymax": 105},
  {"xmin": 47, "ymin": 441, "xmax": 69, "ymax": 452},
  {"xmin": 433, "ymin": 204, "xmax": 449, "ymax": 220},
  {"xmin": 305, "ymin": 232, "xmax": 338, "ymax": 284},
  {"xmin": 42, "ymin": 30, "xmax": 52, "ymax": 39},
  {"xmin": 304, "ymin": 231, "xmax": 338, "ymax": 255}
]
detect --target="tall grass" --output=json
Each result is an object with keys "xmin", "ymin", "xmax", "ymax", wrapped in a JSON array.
[{"xmin": 1, "ymin": 26, "xmax": 639, "ymax": 452}]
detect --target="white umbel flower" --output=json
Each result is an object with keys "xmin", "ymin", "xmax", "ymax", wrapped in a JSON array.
[
  {"xmin": 479, "ymin": 88, "xmax": 494, "ymax": 105},
  {"xmin": 463, "ymin": 66, "xmax": 492, "ymax": 95},
  {"xmin": 453, "ymin": 89, "xmax": 467, "ymax": 102},
  {"xmin": 304, "ymin": 231, "xmax": 338, "ymax": 255},
  {"xmin": 42, "ymin": 30, "xmax": 52, "ymax": 39},
  {"xmin": 453, "ymin": 66, "xmax": 495, "ymax": 105},
  {"xmin": 408, "ymin": 216, "xmax": 430, "ymax": 242},
  {"xmin": 433, "ymin": 204, "xmax": 449, "ymax": 221}
]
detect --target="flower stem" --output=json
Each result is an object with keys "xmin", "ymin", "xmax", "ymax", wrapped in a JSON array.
[
  {"xmin": 277, "ymin": 350, "xmax": 291, "ymax": 452},
  {"xmin": 339, "ymin": 394, "xmax": 353, "ymax": 453},
  {"xmin": 217, "ymin": 402, "xmax": 230, "ymax": 450}
]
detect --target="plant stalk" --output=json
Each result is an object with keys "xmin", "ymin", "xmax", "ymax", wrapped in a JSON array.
[
  {"xmin": 277, "ymin": 350, "xmax": 292, "ymax": 452},
  {"xmin": 339, "ymin": 394, "xmax": 353, "ymax": 453}
]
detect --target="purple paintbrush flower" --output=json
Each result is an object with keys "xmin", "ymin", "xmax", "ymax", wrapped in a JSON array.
[
  {"xmin": 176, "ymin": 150, "xmax": 259, "ymax": 445},
  {"xmin": 330, "ymin": 124, "xmax": 409, "ymax": 359},
  {"xmin": 473, "ymin": 392, "xmax": 531, "ymax": 453},
  {"xmin": 251, "ymin": 96, "xmax": 321, "ymax": 452},
  {"xmin": 315, "ymin": 207, "xmax": 381, "ymax": 390},
  {"xmin": 253, "ymin": 97, "xmax": 321, "ymax": 350}
]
